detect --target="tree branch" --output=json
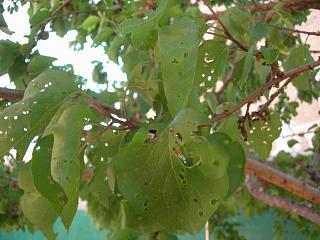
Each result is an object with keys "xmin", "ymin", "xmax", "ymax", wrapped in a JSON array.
[
  {"xmin": 212, "ymin": 57, "xmax": 320, "ymax": 122},
  {"xmin": 0, "ymin": 88, "xmax": 138, "ymax": 129},
  {"xmin": 205, "ymin": 0, "xmax": 320, "ymax": 21},
  {"xmin": 245, "ymin": 175, "xmax": 320, "ymax": 225},
  {"xmin": 0, "ymin": 87, "xmax": 24, "ymax": 101},
  {"xmin": 245, "ymin": 156, "xmax": 320, "ymax": 205}
]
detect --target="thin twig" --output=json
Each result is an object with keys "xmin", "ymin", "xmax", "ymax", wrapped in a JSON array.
[
  {"xmin": 27, "ymin": 0, "xmax": 72, "ymax": 58},
  {"xmin": 259, "ymin": 77, "xmax": 293, "ymax": 112},
  {"xmin": 212, "ymin": 57, "xmax": 320, "ymax": 122},
  {"xmin": 204, "ymin": 0, "xmax": 320, "ymax": 21},
  {"xmin": 206, "ymin": 31, "xmax": 228, "ymax": 40},
  {"xmin": 280, "ymin": 130, "xmax": 317, "ymax": 138},
  {"xmin": 271, "ymin": 25, "xmax": 320, "ymax": 36},
  {"xmin": 203, "ymin": 0, "xmax": 248, "ymax": 52}
]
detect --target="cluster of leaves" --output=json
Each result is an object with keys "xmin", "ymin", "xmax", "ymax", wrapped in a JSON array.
[
  {"xmin": 0, "ymin": 0, "xmax": 319, "ymax": 239},
  {"xmin": 0, "ymin": 157, "xmax": 25, "ymax": 232}
]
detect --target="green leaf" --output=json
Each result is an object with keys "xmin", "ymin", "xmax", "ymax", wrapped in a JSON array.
[
  {"xmin": 249, "ymin": 22, "xmax": 270, "ymax": 40},
  {"xmin": 116, "ymin": 109, "xmax": 229, "ymax": 234},
  {"xmin": 110, "ymin": 228, "xmax": 141, "ymax": 240},
  {"xmin": 195, "ymin": 38, "xmax": 229, "ymax": 85},
  {"xmin": 261, "ymin": 47, "xmax": 279, "ymax": 64},
  {"xmin": 92, "ymin": 61, "xmax": 107, "ymax": 84},
  {"xmin": 88, "ymin": 162, "xmax": 114, "ymax": 208},
  {"xmin": 0, "ymin": 70, "xmax": 79, "ymax": 162},
  {"xmin": 220, "ymin": 7, "xmax": 252, "ymax": 43},
  {"xmin": 245, "ymin": 113, "xmax": 282, "ymax": 159},
  {"xmin": 50, "ymin": 104, "xmax": 91, "ymax": 228},
  {"xmin": 18, "ymin": 162, "xmax": 58, "ymax": 240},
  {"xmin": 116, "ymin": 0, "xmax": 169, "ymax": 48},
  {"xmin": 79, "ymin": 15, "xmax": 100, "ymax": 32},
  {"xmin": 283, "ymin": 45, "xmax": 313, "ymax": 91},
  {"xmin": 0, "ymin": 13, "xmax": 12, "ymax": 35},
  {"xmin": 158, "ymin": 17, "xmax": 200, "ymax": 117},
  {"xmin": 0, "ymin": 40, "xmax": 20, "ymax": 76},
  {"xmin": 107, "ymin": 36, "xmax": 126, "ymax": 64},
  {"xmin": 217, "ymin": 116, "xmax": 242, "ymax": 143},
  {"xmin": 124, "ymin": 47, "xmax": 158, "ymax": 105},
  {"xmin": 225, "ymin": 142, "xmax": 245, "ymax": 196},
  {"xmin": 32, "ymin": 136, "xmax": 67, "ymax": 214},
  {"xmin": 237, "ymin": 46, "xmax": 255, "ymax": 87},
  {"xmin": 207, "ymin": 133, "xmax": 245, "ymax": 197},
  {"xmin": 8, "ymin": 55, "xmax": 28, "ymax": 87},
  {"xmin": 170, "ymin": 108, "xmax": 209, "ymax": 143},
  {"xmin": 93, "ymin": 26, "xmax": 114, "ymax": 45},
  {"xmin": 30, "ymin": 8, "xmax": 50, "ymax": 26},
  {"xmin": 27, "ymin": 55, "xmax": 57, "ymax": 74},
  {"xmin": 287, "ymin": 139, "xmax": 298, "ymax": 148}
]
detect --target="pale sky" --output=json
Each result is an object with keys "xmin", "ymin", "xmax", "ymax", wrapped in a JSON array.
[{"xmin": 0, "ymin": 1, "xmax": 126, "ymax": 91}]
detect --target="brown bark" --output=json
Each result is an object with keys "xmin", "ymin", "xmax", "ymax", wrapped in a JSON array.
[
  {"xmin": 245, "ymin": 157, "xmax": 320, "ymax": 205},
  {"xmin": 0, "ymin": 87, "xmax": 24, "ymax": 101},
  {"xmin": 245, "ymin": 175, "xmax": 320, "ymax": 225}
]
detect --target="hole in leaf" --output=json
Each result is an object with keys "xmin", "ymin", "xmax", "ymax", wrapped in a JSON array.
[
  {"xmin": 172, "ymin": 58, "xmax": 178, "ymax": 64},
  {"xmin": 178, "ymin": 174, "xmax": 184, "ymax": 180},
  {"xmin": 175, "ymin": 132, "xmax": 183, "ymax": 142}
]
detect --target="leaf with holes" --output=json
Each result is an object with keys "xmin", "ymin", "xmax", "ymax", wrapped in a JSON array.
[
  {"xmin": 18, "ymin": 162, "xmax": 58, "ymax": 240},
  {"xmin": 158, "ymin": 17, "xmax": 200, "ymax": 117},
  {"xmin": 116, "ymin": 109, "xmax": 229, "ymax": 234},
  {"xmin": 195, "ymin": 38, "xmax": 229, "ymax": 85},
  {"xmin": 116, "ymin": 0, "xmax": 168, "ymax": 48},
  {"xmin": 245, "ymin": 113, "xmax": 281, "ymax": 159},
  {"xmin": 50, "ymin": 103, "xmax": 91, "ymax": 228},
  {"xmin": 0, "ymin": 70, "xmax": 80, "ymax": 162},
  {"xmin": 31, "ymin": 135, "xmax": 67, "ymax": 214}
]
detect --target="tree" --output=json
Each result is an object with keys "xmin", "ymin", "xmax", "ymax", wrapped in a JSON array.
[{"xmin": 0, "ymin": 0, "xmax": 320, "ymax": 239}]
